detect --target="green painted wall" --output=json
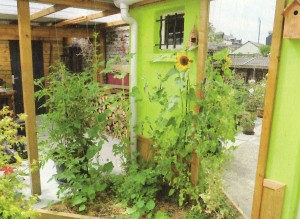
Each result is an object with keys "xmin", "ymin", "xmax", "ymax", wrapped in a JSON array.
[
  {"xmin": 130, "ymin": 0, "xmax": 200, "ymax": 133},
  {"xmin": 266, "ymin": 0, "xmax": 300, "ymax": 216}
]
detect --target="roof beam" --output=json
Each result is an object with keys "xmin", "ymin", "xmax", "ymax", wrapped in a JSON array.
[
  {"xmin": 30, "ymin": 4, "xmax": 69, "ymax": 21},
  {"xmin": 0, "ymin": 24, "xmax": 95, "ymax": 40},
  {"xmin": 55, "ymin": 10, "xmax": 117, "ymax": 27},
  {"xmin": 30, "ymin": 0, "xmax": 118, "ymax": 12}
]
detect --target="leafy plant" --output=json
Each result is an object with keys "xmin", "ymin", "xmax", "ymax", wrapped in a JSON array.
[
  {"xmin": 259, "ymin": 45, "xmax": 271, "ymax": 57},
  {"xmin": 35, "ymin": 53, "xmax": 129, "ymax": 211},
  {"xmin": 0, "ymin": 107, "xmax": 37, "ymax": 219},
  {"xmin": 113, "ymin": 163, "xmax": 159, "ymax": 219},
  {"xmin": 254, "ymin": 79, "xmax": 266, "ymax": 108},
  {"xmin": 129, "ymin": 49, "xmax": 239, "ymax": 218}
]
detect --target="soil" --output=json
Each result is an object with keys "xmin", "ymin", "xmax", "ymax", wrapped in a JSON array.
[{"xmin": 47, "ymin": 192, "xmax": 244, "ymax": 219}]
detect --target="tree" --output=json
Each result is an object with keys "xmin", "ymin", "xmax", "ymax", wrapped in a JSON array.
[{"xmin": 259, "ymin": 45, "xmax": 271, "ymax": 57}]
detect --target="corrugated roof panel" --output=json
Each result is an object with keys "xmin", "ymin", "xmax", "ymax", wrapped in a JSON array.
[
  {"xmin": 93, "ymin": 13, "xmax": 122, "ymax": 23},
  {"xmin": 45, "ymin": 8, "xmax": 101, "ymax": 20}
]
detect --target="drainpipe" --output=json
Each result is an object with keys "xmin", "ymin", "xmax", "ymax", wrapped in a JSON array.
[{"xmin": 114, "ymin": 0, "xmax": 139, "ymax": 160}]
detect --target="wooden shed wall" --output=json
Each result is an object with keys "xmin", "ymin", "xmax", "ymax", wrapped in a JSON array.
[{"xmin": 0, "ymin": 39, "xmax": 63, "ymax": 89}]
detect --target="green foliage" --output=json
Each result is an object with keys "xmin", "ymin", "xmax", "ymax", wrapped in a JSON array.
[
  {"xmin": 259, "ymin": 45, "xmax": 271, "ymax": 57},
  {"xmin": 0, "ymin": 107, "xmax": 37, "ymax": 219},
  {"xmin": 240, "ymin": 111, "xmax": 255, "ymax": 128},
  {"xmin": 129, "ymin": 49, "xmax": 239, "ymax": 218},
  {"xmin": 113, "ymin": 163, "xmax": 160, "ymax": 219},
  {"xmin": 35, "ymin": 45, "xmax": 129, "ymax": 211},
  {"xmin": 254, "ymin": 79, "xmax": 267, "ymax": 108}
]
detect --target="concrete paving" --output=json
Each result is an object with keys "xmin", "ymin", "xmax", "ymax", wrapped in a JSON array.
[
  {"xmin": 21, "ymin": 117, "xmax": 262, "ymax": 217},
  {"xmin": 224, "ymin": 118, "xmax": 262, "ymax": 219}
]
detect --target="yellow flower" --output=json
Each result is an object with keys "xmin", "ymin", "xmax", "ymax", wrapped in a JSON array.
[{"xmin": 176, "ymin": 52, "xmax": 192, "ymax": 72}]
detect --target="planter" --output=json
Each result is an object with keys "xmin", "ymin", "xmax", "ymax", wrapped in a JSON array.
[
  {"xmin": 242, "ymin": 123, "xmax": 255, "ymax": 135},
  {"xmin": 35, "ymin": 209, "xmax": 100, "ymax": 219},
  {"xmin": 107, "ymin": 73, "xmax": 129, "ymax": 86},
  {"xmin": 257, "ymin": 108, "xmax": 264, "ymax": 118}
]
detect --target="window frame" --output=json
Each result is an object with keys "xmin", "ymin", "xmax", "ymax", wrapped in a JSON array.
[{"xmin": 156, "ymin": 11, "xmax": 185, "ymax": 50}]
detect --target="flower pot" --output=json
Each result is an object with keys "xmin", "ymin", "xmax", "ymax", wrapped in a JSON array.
[
  {"xmin": 257, "ymin": 108, "xmax": 264, "ymax": 118},
  {"xmin": 242, "ymin": 123, "xmax": 255, "ymax": 135}
]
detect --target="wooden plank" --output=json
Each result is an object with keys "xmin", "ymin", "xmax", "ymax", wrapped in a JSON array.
[
  {"xmin": 35, "ymin": 209, "xmax": 100, "ymax": 219},
  {"xmin": 31, "ymin": 0, "xmax": 118, "ymax": 12},
  {"xmin": 17, "ymin": 0, "xmax": 41, "ymax": 195},
  {"xmin": 131, "ymin": 0, "xmax": 169, "ymax": 9},
  {"xmin": 100, "ymin": 20, "xmax": 126, "ymax": 28},
  {"xmin": 55, "ymin": 11, "xmax": 117, "ymax": 27},
  {"xmin": 0, "ymin": 24, "xmax": 94, "ymax": 40},
  {"xmin": 260, "ymin": 179, "xmax": 286, "ymax": 219},
  {"xmin": 30, "ymin": 4, "xmax": 69, "ymax": 21},
  {"xmin": 251, "ymin": 0, "xmax": 286, "ymax": 218},
  {"xmin": 190, "ymin": 0, "xmax": 210, "ymax": 186}
]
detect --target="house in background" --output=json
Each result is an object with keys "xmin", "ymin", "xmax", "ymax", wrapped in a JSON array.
[
  {"xmin": 229, "ymin": 55, "xmax": 269, "ymax": 82},
  {"xmin": 231, "ymin": 41, "xmax": 264, "ymax": 55}
]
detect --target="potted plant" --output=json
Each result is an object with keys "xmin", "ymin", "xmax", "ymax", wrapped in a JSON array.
[
  {"xmin": 35, "ymin": 61, "xmax": 122, "ymax": 212},
  {"xmin": 240, "ymin": 111, "xmax": 255, "ymax": 135},
  {"xmin": 255, "ymin": 79, "xmax": 267, "ymax": 118}
]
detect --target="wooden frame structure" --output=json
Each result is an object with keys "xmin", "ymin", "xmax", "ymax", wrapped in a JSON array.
[
  {"xmin": 1, "ymin": 0, "xmax": 121, "ymax": 195},
  {"xmin": 1, "ymin": 0, "xmax": 287, "ymax": 217},
  {"xmin": 251, "ymin": 0, "xmax": 286, "ymax": 218}
]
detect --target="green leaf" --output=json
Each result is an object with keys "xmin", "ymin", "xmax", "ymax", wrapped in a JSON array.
[
  {"xmin": 87, "ymin": 126, "xmax": 99, "ymax": 138},
  {"xmin": 86, "ymin": 145, "xmax": 102, "ymax": 159},
  {"xmin": 168, "ymin": 188, "xmax": 175, "ymax": 196},
  {"xmin": 136, "ymin": 200, "xmax": 145, "ymax": 208},
  {"xmin": 96, "ymin": 183, "xmax": 107, "ymax": 192},
  {"xmin": 166, "ymin": 117, "xmax": 176, "ymax": 127},
  {"xmin": 126, "ymin": 207, "xmax": 137, "ymax": 214},
  {"xmin": 79, "ymin": 204, "xmax": 86, "ymax": 212},
  {"xmin": 102, "ymin": 161, "xmax": 114, "ymax": 173},
  {"xmin": 131, "ymin": 211, "xmax": 140, "ymax": 219},
  {"xmin": 146, "ymin": 200, "xmax": 155, "ymax": 210},
  {"xmin": 163, "ymin": 68, "xmax": 178, "ymax": 81},
  {"xmin": 131, "ymin": 86, "xmax": 140, "ymax": 98},
  {"xmin": 125, "ymin": 53, "xmax": 135, "ymax": 60},
  {"xmin": 153, "ymin": 54, "xmax": 167, "ymax": 62},
  {"xmin": 71, "ymin": 196, "xmax": 87, "ymax": 206},
  {"xmin": 155, "ymin": 211, "xmax": 170, "ymax": 219}
]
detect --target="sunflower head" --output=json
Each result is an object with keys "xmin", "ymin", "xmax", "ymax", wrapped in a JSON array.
[{"xmin": 176, "ymin": 52, "xmax": 192, "ymax": 72}]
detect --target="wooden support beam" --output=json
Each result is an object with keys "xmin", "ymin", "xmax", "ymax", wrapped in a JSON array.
[
  {"xmin": 17, "ymin": 0, "xmax": 41, "ymax": 195},
  {"xmin": 190, "ymin": 0, "xmax": 210, "ymax": 186},
  {"xmin": 0, "ymin": 24, "xmax": 94, "ymax": 40},
  {"xmin": 30, "ymin": 0, "xmax": 118, "ymax": 12},
  {"xmin": 30, "ymin": 4, "xmax": 68, "ymax": 20},
  {"xmin": 251, "ymin": 0, "xmax": 286, "ymax": 218},
  {"xmin": 55, "ymin": 11, "xmax": 117, "ymax": 27}
]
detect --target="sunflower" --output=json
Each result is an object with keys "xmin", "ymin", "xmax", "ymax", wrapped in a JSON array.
[{"xmin": 176, "ymin": 52, "xmax": 192, "ymax": 72}]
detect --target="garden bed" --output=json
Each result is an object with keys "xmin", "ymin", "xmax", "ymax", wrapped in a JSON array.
[{"xmin": 34, "ymin": 191, "xmax": 245, "ymax": 219}]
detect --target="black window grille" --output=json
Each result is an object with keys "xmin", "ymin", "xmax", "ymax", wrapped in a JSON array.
[{"xmin": 156, "ymin": 13, "xmax": 184, "ymax": 49}]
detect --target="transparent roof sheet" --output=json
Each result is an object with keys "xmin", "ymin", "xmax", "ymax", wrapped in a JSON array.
[{"xmin": 0, "ymin": 0, "xmax": 122, "ymax": 24}]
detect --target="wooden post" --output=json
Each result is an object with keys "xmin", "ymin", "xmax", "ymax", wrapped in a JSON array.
[
  {"xmin": 260, "ymin": 179, "xmax": 286, "ymax": 219},
  {"xmin": 190, "ymin": 0, "xmax": 210, "ymax": 186},
  {"xmin": 251, "ymin": 0, "xmax": 285, "ymax": 218},
  {"xmin": 17, "ymin": 0, "xmax": 41, "ymax": 195}
]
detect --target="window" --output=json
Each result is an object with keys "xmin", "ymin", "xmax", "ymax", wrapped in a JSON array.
[{"xmin": 156, "ymin": 12, "xmax": 184, "ymax": 50}]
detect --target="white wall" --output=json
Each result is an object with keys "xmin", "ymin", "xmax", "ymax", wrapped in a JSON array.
[{"xmin": 231, "ymin": 42, "xmax": 260, "ymax": 55}]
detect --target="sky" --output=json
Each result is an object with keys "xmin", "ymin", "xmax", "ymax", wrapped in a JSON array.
[{"xmin": 209, "ymin": 0, "xmax": 277, "ymax": 45}]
